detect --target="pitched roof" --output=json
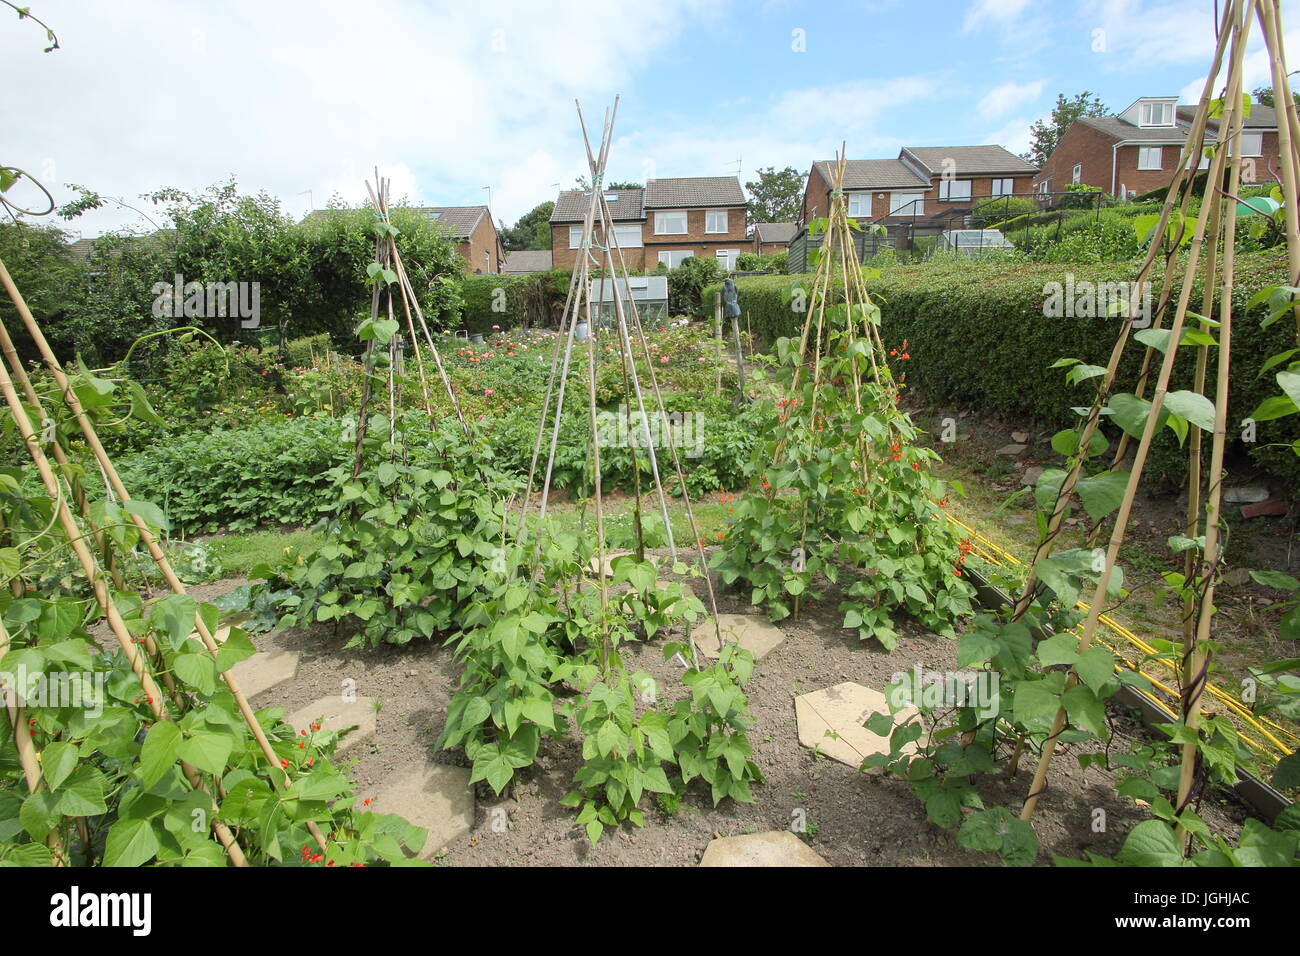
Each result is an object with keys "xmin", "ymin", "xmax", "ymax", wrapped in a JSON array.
[
  {"xmin": 815, "ymin": 159, "xmax": 929, "ymax": 190},
  {"xmin": 503, "ymin": 250, "xmax": 553, "ymax": 273},
  {"xmin": 417, "ymin": 205, "xmax": 489, "ymax": 239},
  {"xmin": 549, "ymin": 188, "xmax": 644, "ymax": 223},
  {"xmin": 644, "ymin": 176, "xmax": 744, "ymax": 208},
  {"xmin": 753, "ymin": 222, "xmax": 797, "ymax": 243},
  {"xmin": 1077, "ymin": 115, "xmax": 1191, "ymax": 142},
  {"xmin": 901, "ymin": 145, "xmax": 1038, "ymax": 175},
  {"xmin": 1177, "ymin": 103, "xmax": 1279, "ymax": 130}
]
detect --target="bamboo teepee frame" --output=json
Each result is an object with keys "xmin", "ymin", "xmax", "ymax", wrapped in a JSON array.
[
  {"xmin": 1016, "ymin": 0, "xmax": 1300, "ymax": 846},
  {"xmin": 517, "ymin": 97, "xmax": 727, "ymax": 667}
]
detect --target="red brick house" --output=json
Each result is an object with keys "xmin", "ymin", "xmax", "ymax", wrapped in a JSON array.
[
  {"xmin": 421, "ymin": 206, "xmax": 504, "ymax": 274},
  {"xmin": 799, "ymin": 145, "xmax": 1037, "ymax": 226},
  {"xmin": 752, "ymin": 222, "xmax": 797, "ymax": 254},
  {"xmin": 1033, "ymin": 96, "xmax": 1283, "ymax": 199},
  {"xmin": 549, "ymin": 176, "xmax": 748, "ymax": 273}
]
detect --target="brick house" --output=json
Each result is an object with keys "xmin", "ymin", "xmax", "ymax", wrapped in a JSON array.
[
  {"xmin": 549, "ymin": 176, "xmax": 748, "ymax": 273},
  {"xmin": 1032, "ymin": 96, "xmax": 1282, "ymax": 199},
  {"xmin": 799, "ymin": 145, "xmax": 1037, "ymax": 226},
  {"xmin": 752, "ymin": 222, "xmax": 797, "ymax": 255},
  {"xmin": 422, "ymin": 206, "xmax": 505, "ymax": 274}
]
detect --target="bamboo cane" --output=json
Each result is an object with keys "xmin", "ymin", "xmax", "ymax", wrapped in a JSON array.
[
  {"xmin": 1256, "ymin": 0, "xmax": 1300, "ymax": 344},
  {"xmin": 1019, "ymin": 0, "xmax": 1253, "ymax": 821}
]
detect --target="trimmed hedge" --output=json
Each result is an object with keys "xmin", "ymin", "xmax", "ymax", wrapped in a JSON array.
[
  {"xmin": 459, "ymin": 270, "xmax": 571, "ymax": 334},
  {"xmin": 703, "ymin": 251, "xmax": 1299, "ymax": 489}
]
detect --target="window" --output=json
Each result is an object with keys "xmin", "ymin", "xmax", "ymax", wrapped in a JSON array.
[
  {"xmin": 889, "ymin": 192, "xmax": 924, "ymax": 216},
  {"xmin": 1230, "ymin": 132, "xmax": 1264, "ymax": 157},
  {"xmin": 654, "ymin": 211, "xmax": 687, "ymax": 234},
  {"xmin": 1139, "ymin": 101, "xmax": 1174, "ymax": 126},
  {"xmin": 568, "ymin": 226, "xmax": 583, "ymax": 249},
  {"xmin": 1036, "ymin": 179, "xmax": 1051, "ymax": 196},
  {"xmin": 612, "ymin": 224, "xmax": 642, "ymax": 248},
  {"xmin": 1071, "ymin": 164, "xmax": 1082, "ymax": 184},
  {"xmin": 847, "ymin": 192, "xmax": 872, "ymax": 217},
  {"xmin": 991, "ymin": 178, "xmax": 1015, "ymax": 197},
  {"xmin": 938, "ymin": 179, "xmax": 972, "ymax": 201},
  {"xmin": 1137, "ymin": 147, "xmax": 1162, "ymax": 170},
  {"xmin": 716, "ymin": 249, "xmax": 739, "ymax": 271},
  {"xmin": 705, "ymin": 209, "xmax": 728, "ymax": 233},
  {"xmin": 657, "ymin": 250, "xmax": 694, "ymax": 269}
]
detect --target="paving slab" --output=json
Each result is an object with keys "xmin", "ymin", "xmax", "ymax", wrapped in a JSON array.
[
  {"xmin": 287, "ymin": 696, "xmax": 376, "ymax": 755},
  {"xmin": 230, "ymin": 649, "xmax": 300, "ymax": 699},
  {"xmin": 691, "ymin": 613, "xmax": 786, "ymax": 661},
  {"xmin": 367, "ymin": 764, "xmax": 474, "ymax": 859},
  {"xmin": 699, "ymin": 830, "xmax": 829, "ymax": 867},
  {"xmin": 995, "ymin": 443, "xmax": 1027, "ymax": 457},
  {"xmin": 795, "ymin": 681, "xmax": 919, "ymax": 770}
]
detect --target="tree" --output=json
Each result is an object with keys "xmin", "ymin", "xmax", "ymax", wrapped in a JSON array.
[
  {"xmin": 500, "ymin": 200, "xmax": 554, "ymax": 251},
  {"xmin": 744, "ymin": 166, "xmax": 803, "ymax": 224},
  {"xmin": 1023, "ymin": 92, "xmax": 1108, "ymax": 167},
  {"xmin": 572, "ymin": 176, "xmax": 641, "ymax": 191},
  {"xmin": 1252, "ymin": 85, "xmax": 1300, "ymax": 110}
]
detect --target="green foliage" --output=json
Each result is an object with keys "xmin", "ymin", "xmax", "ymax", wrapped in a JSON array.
[
  {"xmin": 704, "ymin": 252, "xmax": 1300, "ymax": 490},
  {"xmin": 745, "ymin": 166, "xmax": 804, "ymax": 224},
  {"xmin": 458, "ymin": 270, "xmax": 571, "ymax": 334},
  {"xmin": 500, "ymin": 201, "xmax": 555, "ymax": 252},
  {"xmin": 1024, "ymin": 91, "xmax": 1108, "ymax": 167}
]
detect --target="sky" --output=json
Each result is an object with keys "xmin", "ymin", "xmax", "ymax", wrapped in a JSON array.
[{"xmin": 3, "ymin": 0, "xmax": 1296, "ymax": 237}]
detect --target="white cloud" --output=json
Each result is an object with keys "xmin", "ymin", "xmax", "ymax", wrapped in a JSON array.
[
  {"xmin": 1, "ymin": 0, "xmax": 719, "ymax": 236},
  {"xmin": 963, "ymin": 0, "xmax": 1032, "ymax": 33},
  {"xmin": 983, "ymin": 117, "xmax": 1035, "ymax": 156},
  {"xmin": 979, "ymin": 80, "xmax": 1046, "ymax": 118}
]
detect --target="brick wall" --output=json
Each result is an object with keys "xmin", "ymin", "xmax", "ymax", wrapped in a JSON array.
[
  {"xmin": 1034, "ymin": 121, "xmax": 1120, "ymax": 194},
  {"xmin": 552, "ymin": 205, "xmax": 747, "ymax": 272},
  {"xmin": 461, "ymin": 215, "xmax": 503, "ymax": 274}
]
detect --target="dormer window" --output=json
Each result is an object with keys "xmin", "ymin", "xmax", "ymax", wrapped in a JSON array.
[{"xmin": 1139, "ymin": 101, "xmax": 1174, "ymax": 126}]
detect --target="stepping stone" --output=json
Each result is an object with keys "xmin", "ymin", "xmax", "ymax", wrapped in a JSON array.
[
  {"xmin": 699, "ymin": 830, "xmax": 829, "ymax": 867},
  {"xmin": 691, "ymin": 613, "xmax": 786, "ymax": 661},
  {"xmin": 1241, "ymin": 498, "xmax": 1287, "ymax": 519},
  {"xmin": 1224, "ymin": 485, "xmax": 1270, "ymax": 504},
  {"xmin": 795, "ymin": 682, "xmax": 919, "ymax": 770},
  {"xmin": 366, "ymin": 765, "xmax": 474, "ymax": 859},
  {"xmin": 1011, "ymin": 431, "xmax": 1029, "ymax": 443},
  {"xmin": 230, "ymin": 649, "xmax": 300, "ymax": 699},
  {"xmin": 995, "ymin": 443, "xmax": 1027, "ymax": 457},
  {"xmin": 287, "ymin": 696, "xmax": 377, "ymax": 755}
]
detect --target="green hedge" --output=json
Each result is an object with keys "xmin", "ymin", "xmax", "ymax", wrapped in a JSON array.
[
  {"xmin": 458, "ymin": 270, "xmax": 571, "ymax": 334},
  {"xmin": 704, "ymin": 252, "xmax": 1299, "ymax": 489}
]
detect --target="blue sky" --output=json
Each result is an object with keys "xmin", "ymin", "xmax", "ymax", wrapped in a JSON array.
[{"xmin": 3, "ymin": 0, "xmax": 1294, "ymax": 235}]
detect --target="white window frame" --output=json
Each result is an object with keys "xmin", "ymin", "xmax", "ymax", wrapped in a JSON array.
[
  {"xmin": 991, "ymin": 178, "xmax": 1014, "ymax": 197},
  {"xmin": 1233, "ymin": 131, "xmax": 1264, "ymax": 157},
  {"xmin": 657, "ymin": 250, "xmax": 694, "ymax": 269},
  {"xmin": 1137, "ymin": 146, "xmax": 1163, "ymax": 171},
  {"xmin": 847, "ymin": 192, "xmax": 872, "ymax": 217},
  {"xmin": 1139, "ymin": 102, "xmax": 1174, "ymax": 127},
  {"xmin": 612, "ymin": 223, "xmax": 642, "ymax": 248},
  {"xmin": 1071, "ymin": 163, "xmax": 1082, "ymax": 185},
  {"xmin": 888, "ymin": 192, "xmax": 924, "ymax": 216},
  {"xmin": 938, "ymin": 179, "xmax": 972, "ymax": 202},
  {"xmin": 715, "ymin": 248, "xmax": 739, "ymax": 271},
  {"xmin": 568, "ymin": 225, "xmax": 583, "ymax": 249},
  {"xmin": 705, "ymin": 209, "xmax": 728, "ymax": 234},
  {"xmin": 654, "ymin": 210, "xmax": 687, "ymax": 235}
]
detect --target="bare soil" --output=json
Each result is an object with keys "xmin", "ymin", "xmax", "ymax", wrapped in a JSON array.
[{"xmin": 198, "ymin": 560, "xmax": 1251, "ymax": 867}]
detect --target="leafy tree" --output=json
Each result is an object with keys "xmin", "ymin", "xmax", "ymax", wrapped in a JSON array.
[
  {"xmin": 1252, "ymin": 85, "xmax": 1300, "ymax": 110},
  {"xmin": 572, "ymin": 176, "xmax": 641, "ymax": 191},
  {"xmin": 500, "ymin": 200, "xmax": 554, "ymax": 251},
  {"xmin": 745, "ymin": 166, "xmax": 803, "ymax": 224},
  {"xmin": 1023, "ymin": 92, "xmax": 1108, "ymax": 167}
]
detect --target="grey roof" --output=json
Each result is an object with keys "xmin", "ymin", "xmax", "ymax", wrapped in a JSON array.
[
  {"xmin": 503, "ymin": 250, "xmax": 553, "ymax": 273},
  {"xmin": 1077, "ymin": 116, "xmax": 1192, "ymax": 142},
  {"xmin": 754, "ymin": 222, "xmax": 797, "ymax": 243},
  {"xmin": 1177, "ymin": 103, "xmax": 1279, "ymax": 130},
  {"xmin": 303, "ymin": 204, "xmax": 489, "ymax": 239},
  {"xmin": 644, "ymin": 176, "xmax": 744, "ymax": 208},
  {"xmin": 417, "ymin": 205, "xmax": 489, "ymax": 239},
  {"xmin": 550, "ymin": 188, "xmax": 644, "ymax": 223},
  {"xmin": 67, "ymin": 237, "xmax": 97, "ymax": 262},
  {"xmin": 902, "ymin": 145, "xmax": 1038, "ymax": 175},
  {"xmin": 815, "ymin": 159, "xmax": 929, "ymax": 190}
]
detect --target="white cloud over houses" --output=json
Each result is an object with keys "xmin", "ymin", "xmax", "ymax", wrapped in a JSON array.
[{"xmin": 979, "ymin": 80, "xmax": 1047, "ymax": 119}]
